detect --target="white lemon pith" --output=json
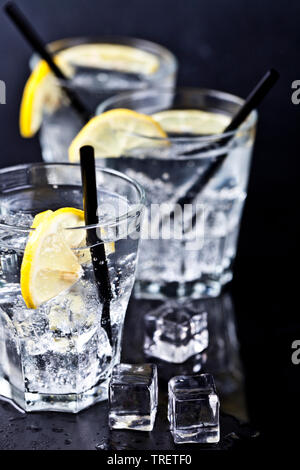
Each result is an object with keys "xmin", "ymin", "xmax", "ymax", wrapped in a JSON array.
[
  {"xmin": 58, "ymin": 43, "xmax": 159, "ymax": 75},
  {"xmin": 151, "ymin": 110, "xmax": 231, "ymax": 135},
  {"xmin": 68, "ymin": 108, "xmax": 168, "ymax": 162}
]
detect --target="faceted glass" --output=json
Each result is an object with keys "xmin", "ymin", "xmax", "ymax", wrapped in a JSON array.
[
  {"xmin": 0, "ymin": 163, "xmax": 144, "ymax": 413},
  {"xmin": 98, "ymin": 88, "xmax": 257, "ymax": 299},
  {"xmin": 35, "ymin": 36, "xmax": 177, "ymax": 163}
]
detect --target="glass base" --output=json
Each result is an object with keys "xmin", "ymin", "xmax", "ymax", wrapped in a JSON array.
[
  {"xmin": 134, "ymin": 270, "xmax": 233, "ymax": 300},
  {"xmin": 134, "ymin": 271, "xmax": 233, "ymax": 300},
  {"xmin": 0, "ymin": 374, "xmax": 109, "ymax": 413},
  {"xmin": 171, "ymin": 425, "xmax": 220, "ymax": 444}
]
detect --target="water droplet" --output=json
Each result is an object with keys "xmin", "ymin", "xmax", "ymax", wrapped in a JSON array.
[
  {"xmin": 9, "ymin": 416, "xmax": 26, "ymax": 422},
  {"xmin": 26, "ymin": 425, "xmax": 41, "ymax": 433},
  {"xmin": 95, "ymin": 438, "xmax": 110, "ymax": 450},
  {"xmin": 52, "ymin": 427, "xmax": 64, "ymax": 433}
]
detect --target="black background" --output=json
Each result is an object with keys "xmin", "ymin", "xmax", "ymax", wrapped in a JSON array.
[{"xmin": 0, "ymin": 0, "xmax": 299, "ymax": 452}]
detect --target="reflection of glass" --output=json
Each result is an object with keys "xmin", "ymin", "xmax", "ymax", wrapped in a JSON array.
[
  {"xmin": 204, "ymin": 294, "xmax": 242, "ymax": 390},
  {"xmin": 34, "ymin": 37, "xmax": 177, "ymax": 163},
  {"xmin": 0, "ymin": 163, "xmax": 144, "ymax": 413},
  {"xmin": 98, "ymin": 89, "xmax": 257, "ymax": 299},
  {"xmin": 141, "ymin": 292, "xmax": 247, "ymax": 421}
]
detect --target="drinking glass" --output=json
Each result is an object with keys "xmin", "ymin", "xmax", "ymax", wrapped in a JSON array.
[
  {"xmin": 31, "ymin": 36, "xmax": 177, "ymax": 162},
  {"xmin": 0, "ymin": 163, "xmax": 144, "ymax": 412},
  {"xmin": 97, "ymin": 88, "xmax": 257, "ymax": 299}
]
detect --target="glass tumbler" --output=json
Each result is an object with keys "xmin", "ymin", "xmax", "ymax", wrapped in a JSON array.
[
  {"xmin": 30, "ymin": 36, "xmax": 178, "ymax": 162},
  {"xmin": 97, "ymin": 88, "xmax": 257, "ymax": 299},
  {"xmin": 0, "ymin": 163, "xmax": 144, "ymax": 412}
]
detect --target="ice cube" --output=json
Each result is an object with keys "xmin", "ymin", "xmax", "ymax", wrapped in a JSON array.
[
  {"xmin": 108, "ymin": 363, "xmax": 158, "ymax": 431},
  {"xmin": 168, "ymin": 374, "xmax": 220, "ymax": 444},
  {"xmin": 144, "ymin": 301, "xmax": 208, "ymax": 363}
]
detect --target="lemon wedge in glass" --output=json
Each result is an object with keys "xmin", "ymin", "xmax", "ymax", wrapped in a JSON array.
[
  {"xmin": 19, "ymin": 44, "xmax": 159, "ymax": 139},
  {"xmin": 58, "ymin": 43, "xmax": 159, "ymax": 75},
  {"xmin": 20, "ymin": 207, "xmax": 114, "ymax": 308},
  {"xmin": 152, "ymin": 109, "xmax": 231, "ymax": 135},
  {"xmin": 68, "ymin": 108, "xmax": 168, "ymax": 162},
  {"xmin": 19, "ymin": 57, "xmax": 73, "ymax": 138},
  {"xmin": 21, "ymin": 208, "xmax": 84, "ymax": 308}
]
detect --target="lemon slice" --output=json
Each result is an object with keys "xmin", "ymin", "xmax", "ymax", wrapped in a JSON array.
[
  {"xmin": 68, "ymin": 108, "xmax": 168, "ymax": 161},
  {"xmin": 30, "ymin": 209, "xmax": 53, "ymax": 228},
  {"xmin": 19, "ymin": 57, "xmax": 73, "ymax": 138},
  {"xmin": 20, "ymin": 43, "xmax": 159, "ymax": 139},
  {"xmin": 21, "ymin": 208, "xmax": 83, "ymax": 308},
  {"xmin": 49, "ymin": 207, "xmax": 86, "ymax": 249},
  {"xmin": 21, "ymin": 207, "xmax": 115, "ymax": 308},
  {"xmin": 52, "ymin": 207, "xmax": 115, "ymax": 262},
  {"xmin": 58, "ymin": 43, "xmax": 159, "ymax": 75},
  {"xmin": 152, "ymin": 110, "xmax": 231, "ymax": 135}
]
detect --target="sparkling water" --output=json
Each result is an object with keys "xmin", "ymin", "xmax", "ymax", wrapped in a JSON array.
[
  {"xmin": 97, "ymin": 88, "xmax": 256, "ymax": 298},
  {"xmin": 105, "ymin": 138, "xmax": 252, "ymax": 299},
  {"xmin": 0, "ymin": 182, "xmax": 141, "ymax": 412}
]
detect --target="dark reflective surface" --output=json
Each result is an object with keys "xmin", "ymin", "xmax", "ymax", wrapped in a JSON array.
[
  {"xmin": 0, "ymin": 254, "xmax": 298, "ymax": 450},
  {"xmin": 0, "ymin": 288, "xmax": 259, "ymax": 450},
  {"xmin": 0, "ymin": 0, "xmax": 298, "ymax": 451}
]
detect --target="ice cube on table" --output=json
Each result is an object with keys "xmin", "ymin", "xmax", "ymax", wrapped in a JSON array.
[
  {"xmin": 108, "ymin": 363, "xmax": 158, "ymax": 431},
  {"xmin": 168, "ymin": 374, "xmax": 220, "ymax": 444},
  {"xmin": 144, "ymin": 301, "xmax": 208, "ymax": 363}
]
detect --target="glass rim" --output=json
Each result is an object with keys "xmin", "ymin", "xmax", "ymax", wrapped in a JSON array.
[
  {"xmin": 30, "ymin": 35, "xmax": 178, "ymax": 80},
  {"xmin": 96, "ymin": 86, "xmax": 258, "ymax": 142},
  {"xmin": 0, "ymin": 163, "xmax": 145, "ymax": 233}
]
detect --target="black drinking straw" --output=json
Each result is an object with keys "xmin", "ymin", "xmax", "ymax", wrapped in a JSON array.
[
  {"xmin": 180, "ymin": 68, "xmax": 279, "ymax": 209},
  {"xmin": 4, "ymin": 2, "xmax": 92, "ymax": 123},
  {"xmin": 80, "ymin": 146, "xmax": 113, "ymax": 345},
  {"xmin": 161, "ymin": 69, "xmax": 279, "ymax": 233}
]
